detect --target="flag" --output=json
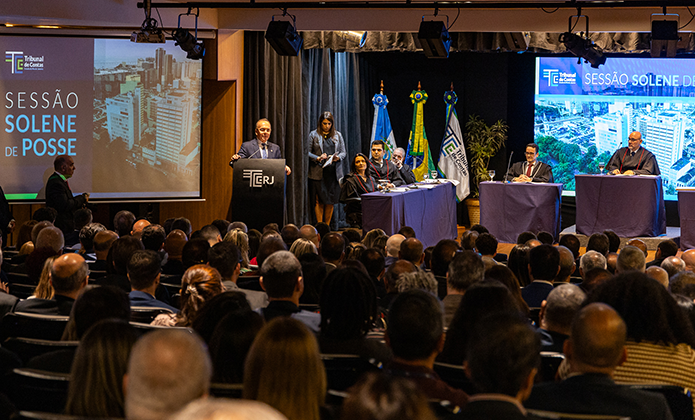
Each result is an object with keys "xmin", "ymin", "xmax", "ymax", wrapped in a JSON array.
[
  {"xmin": 437, "ymin": 90, "xmax": 470, "ymax": 201},
  {"xmin": 405, "ymin": 89, "xmax": 436, "ymax": 181},
  {"xmin": 370, "ymin": 93, "xmax": 397, "ymax": 160}
]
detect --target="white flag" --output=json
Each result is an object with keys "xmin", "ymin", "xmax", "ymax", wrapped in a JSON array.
[{"xmin": 438, "ymin": 108, "xmax": 470, "ymax": 201}]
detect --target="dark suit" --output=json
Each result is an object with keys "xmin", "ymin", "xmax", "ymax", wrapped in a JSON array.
[
  {"xmin": 505, "ymin": 161, "xmax": 554, "ymax": 183},
  {"xmin": 14, "ymin": 295, "xmax": 75, "ymax": 316},
  {"xmin": 521, "ymin": 281, "xmax": 554, "ymax": 308},
  {"xmin": 45, "ymin": 173, "xmax": 87, "ymax": 233},
  {"xmin": 524, "ymin": 373, "xmax": 673, "ymax": 420},
  {"xmin": 368, "ymin": 158, "xmax": 404, "ymax": 186},
  {"xmin": 237, "ymin": 139, "xmax": 282, "ymax": 160},
  {"xmin": 129, "ymin": 290, "xmax": 179, "ymax": 313},
  {"xmin": 399, "ymin": 164, "xmax": 417, "ymax": 184}
]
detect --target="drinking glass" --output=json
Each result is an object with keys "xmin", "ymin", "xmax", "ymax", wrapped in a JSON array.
[
  {"xmin": 598, "ymin": 162, "xmax": 605, "ymax": 174},
  {"xmin": 488, "ymin": 169, "xmax": 496, "ymax": 181}
]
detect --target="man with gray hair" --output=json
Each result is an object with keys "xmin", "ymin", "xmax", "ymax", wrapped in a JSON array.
[
  {"xmin": 392, "ymin": 147, "xmax": 416, "ymax": 184},
  {"xmin": 661, "ymin": 256, "xmax": 686, "ymax": 279},
  {"xmin": 616, "ymin": 245, "xmax": 646, "ymax": 273},
  {"xmin": 124, "ymin": 329, "xmax": 211, "ymax": 420},
  {"xmin": 538, "ymin": 284, "xmax": 586, "ymax": 352},
  {"xmin": 442, "ymin": 250, "xmax": 484, "ymax": 326},
  {"xmin": 554, "ymin": 246, "xmax": 576, "ymax": 284},
  {"xmin": 579, "ymin": 250, "xmax": 607, "ymax": 279},
  {"xmin": 396, "ymin": 269, "xmax": 438, "ymax": 295},
  {"xmin": 259, "ymin": 250, "xmax": 320, "ymax": 332}
]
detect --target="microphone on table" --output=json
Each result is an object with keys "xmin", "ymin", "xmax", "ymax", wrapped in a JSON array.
[{"xmin": 504, "ymin": 151, "xmax": 514, "ymax": 183}]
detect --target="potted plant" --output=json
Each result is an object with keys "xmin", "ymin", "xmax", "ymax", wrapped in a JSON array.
[{"xmin": 464, "ymin": 114, "xmax": 507, "ymax": 225}]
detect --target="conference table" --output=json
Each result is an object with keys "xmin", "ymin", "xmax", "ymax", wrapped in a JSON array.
[
  {"xmin": 361, "ymin": 182, "xmax": 457, "ymax": 248},
  {"xmin": 679, "ymin": 189, "xmax": 695, "ymax": 250},
  {"xmin": 575, "ymin": 174, "xmax": 666, "ymax": 237},
  {"xmin": 479, "ymin": 181, "xmax": 563, "ymax": 244}
]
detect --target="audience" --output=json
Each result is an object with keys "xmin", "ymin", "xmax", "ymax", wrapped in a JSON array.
[
  {"xmin": 615, "ymin": 245, "xmax": 646, "ymax": 273},
  {"xmin": 209, "ymin": 309, "xmax": 265, "ymax": 384},
  {"xmin": 127, "ymin": 250, "xmax": 178, "ymax": 312},
  {"xmin": 384, "ymin": 234, "xmax": 405, "ymax": 268},
  {"xmin": 208, "ymin": 241, "xmax": 268, "ymax": 310},
  {"xmin": 553, "ymin": 245, "xmax": 576, "ymax": 284},
  {"xmin": 662, "ymin": 255, "xmax": 686, "ymax": 279},
  {"xmin": 442, "ymin": 250, "xmax": 484, "ymax": 326},
  {"xmin": 153, "ymin": 264, "xmax": 223, "ymax": 327},
  {"xmin": 521, "ymin": 244, "xmax": 560, "ymax": 308},
  {"xmin": 586, "ymin": 232, "xmax": 610, "ymax": 256},
  {"xmin": 508, "ymin": 245, "xmax": 531, "ymax": 287},
  {"xmin": 538, "ymin": 284, "xmax": 586, "ymax": 352}
]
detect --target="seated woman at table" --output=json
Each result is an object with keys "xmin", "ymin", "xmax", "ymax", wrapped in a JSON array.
[{"xmin": 340, "ymin": 153, "xmax": 376, "ymax": 229}]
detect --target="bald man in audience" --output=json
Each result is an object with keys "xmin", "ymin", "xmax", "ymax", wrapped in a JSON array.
[
  {"xmin": 661, "ymin": 256, "xmax": 686, "ymax": 279},
  {"xmin": 130, "ymin": 219, "xmax": 151, "ymax": 240},
  {"xmin": 538, "ymin": 284, "xmax": 586, "ymax": 353},
  {"xmin": 15, "ymin": 254, "xmax": 88, "ymax": 315},
  {"xmin": 399, "ymin": 238, "xmax": 424, "ymax": 266},
  {"xmin": 681, "ymin": 249, "xmax": 695, "ymax": 272},
  {"xmin": 525, "ymin": 303, "xmax": 673, "ymax": 420},
  {"xmin": 616, "ymin": 245, "xmax": 646, "ymax": 273},
  {"xmin": 646, "ymin": 266, "xmax": 669, "ymax": 289},
  {"xmin": 124, "ymin": 329, "xmax": 211, "ymax": 420},
  {"xmin": 384, "ymin": 234, "xmax": 405, "ymax": 268},
  {"xmin": 553, "ymin": 246, "xmax": 576, "ymax": 284},
  {"xmin": 298, "ymin": 224, "xmax": 320, "ymax": 248},
  {"xmin": 626, "ymin": 238, "xmax": 648, "ymax": 257}
]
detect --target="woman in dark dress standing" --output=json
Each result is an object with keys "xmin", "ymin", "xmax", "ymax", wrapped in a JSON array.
[
  {"xmin": 308, "ymin": 112, "xmax": 346, "ymax": 225},
  {"xmin": 340, "ymin": 153, "xmax": 376, "ymax": 229}
]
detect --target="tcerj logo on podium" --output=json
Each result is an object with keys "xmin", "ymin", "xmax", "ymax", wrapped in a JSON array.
[{"xmin": 243, "ymin": 169, "xmax": 275, "ymax": 188}]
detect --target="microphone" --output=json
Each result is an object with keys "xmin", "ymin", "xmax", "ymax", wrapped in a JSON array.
[
  {"xmin": 505, "ymin": 151, "xmax": 514, "ymax": 183},
  {"xmin": 228, "ymin": 143, "xmax": 264, "ymax": 167}
]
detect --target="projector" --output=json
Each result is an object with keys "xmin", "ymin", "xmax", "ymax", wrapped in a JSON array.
[{"xmin": 130, "ymin": 29, "xmax": 166, "ymax": 43}]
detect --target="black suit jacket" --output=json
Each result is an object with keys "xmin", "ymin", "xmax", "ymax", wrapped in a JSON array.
[
  {"xmin": 14, "ymin": 295, "xmax": 75, "ymax": 316},
  {"xmin": 524, "ymin": 373, "xmax": 673, "ymax": 420},
  {"xmin": 45, "ymin": 173, "xmax": 87, "ymax": 233},
  {"xmin": 521, "ymin": 281, "xmax": 554, "ymax": 308},
  {"xmin": 505, "ymin": 161, "xmax": 554, "ymax": 183},
  {"xmin": 399, "ymin": 164, "xmax": 417, "ymax": 184},
  {"xmin": 237, "ymin": 140, "xmax": 282, "ymax": 159}
]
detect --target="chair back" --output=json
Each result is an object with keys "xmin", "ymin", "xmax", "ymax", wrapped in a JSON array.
[
  {"xmin": 433, "ymin": 362, "xmax": 477, "ymax": 395},
  {"xmin": 539, "ymin": 351, "xmax": 566, "ymax": 383},
  {"xmin": 8, "ymin": 368, "xmax": 70, "ymax": 413},
  {"xmin": 0, "ymin": 313, "xmax": 69, "ymax": 341},
  {"xmin": 8, "ymin": 284, "xmax": 36, "ymax": 300},
  {"xmin": 3, "ymin": 338, "xmax": 78, "ymax": 365},
  {"xmin": 629, "ymin": 384, "xmax": 692, "ymax": 420},
  {"xmin": 209, "ymin": 382, "xmax": 243, "ymax": 399},
  {"xmin": 237, "ymin": 276, "xmax": 262, "ymax": 291},
  {"xmin": 528, "ymin": 410, "xmax": 630, "ymax": 419},
  {"xmin": 130, "ymin": 306, "xmax": 175, "ymax": 324},
  {"xmin": 321, "ymin": 354, "xmax": 381, "ymax": 391}
]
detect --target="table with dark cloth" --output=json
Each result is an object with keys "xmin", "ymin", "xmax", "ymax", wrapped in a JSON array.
[
  {"xmin": 362, "ymin": 182, "xmax": 457, "ymax": 248},
  {"xmin": 679, "ymin": 189, "xmax": 695, "ymax": 250},
  {"xmin": 575, "ymin": 174, "xmax": 666, "ymax": 237},
  {"xmin": 479, "ymin": 181, "xmax": 563, "ymax": 244}
]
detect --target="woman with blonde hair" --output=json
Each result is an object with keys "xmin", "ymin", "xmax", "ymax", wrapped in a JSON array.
[
  {"xmin": 32, "ymin": 256, "xmax": 56, "ymax": 299},
  {"xmin": 244, "ymin": 317, "xmax": 326, "ymax": 420},
  {"xmin": 224, "ymin": 228, "xmax": 251, "ymax": 273},
  {"xmin": 289, "ymin": 238, "xmax": 318, "ymax": 259},
  {"xmin": 152, "ymin": 264, "xmax": 224, "ymax": 327}
]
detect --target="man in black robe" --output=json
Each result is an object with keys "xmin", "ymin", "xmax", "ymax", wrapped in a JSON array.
[{"xmin": 606, "ymin": 131, "xmax": 660, "ymax": 176}]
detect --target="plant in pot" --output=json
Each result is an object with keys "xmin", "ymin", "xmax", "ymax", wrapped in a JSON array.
[{"xmin": 464, "ymin": 114, "xmax": 508, "ymax": 225}]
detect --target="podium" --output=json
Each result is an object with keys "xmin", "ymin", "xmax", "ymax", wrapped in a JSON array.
[{"xmin": 231, "ymin": 159, "xmax": 286, "ymax": 231}]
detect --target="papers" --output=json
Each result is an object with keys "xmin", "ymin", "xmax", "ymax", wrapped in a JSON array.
[{"xmin": 322, "ymin": 153, "xmax": 335, "ymax": 168}]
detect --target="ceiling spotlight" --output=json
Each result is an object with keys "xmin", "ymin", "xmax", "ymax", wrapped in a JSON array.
[
  {"xmin": 560, "ymin": 32, "xmax": 606, "ymax": 68},
  {"xmin": 131, "ymin": 0, "xmax": 165, "ymax": 43},
  {"xmin": 418, "ymin": 20, "xmax": 451, "ymax": 58},
  {"xmin": 335, "ymin": 31, "xmax": 367, "ymax": 48},
  {"xmin": 173, "ymin": 9, "xmax": 205, "ymax": 60},
  {"xmin": 266, "ymin": 13, "xmax": 303, "ymax": 56}
]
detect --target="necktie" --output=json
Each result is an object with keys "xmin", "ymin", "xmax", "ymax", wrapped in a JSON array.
[
  {"xmin": 261, "ymin": 144, "xmax": 267, "ymax": 159},
  {"xmin": 631, "ymin": 151, "xmax": 635, "ymax": 157},
  {"xmin": 526, "ymin": 163, "xmax": 533, "ymax": 177}
]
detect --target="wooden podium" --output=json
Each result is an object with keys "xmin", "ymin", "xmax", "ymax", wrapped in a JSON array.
[{"xmin": 231, "ymin": 159, "xmax": 286, "ymax": 231}]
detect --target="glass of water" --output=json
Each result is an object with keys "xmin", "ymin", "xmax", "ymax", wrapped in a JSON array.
[
  {"xmin": 598, "ymin": 162, "xmax": 605, "ymax": 174},
  {"xmin": 488, "ymin": 169, "xmax": 496, "ymax": 181}
]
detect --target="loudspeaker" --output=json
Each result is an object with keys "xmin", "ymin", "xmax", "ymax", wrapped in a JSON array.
[
  {"xmin": 652, "ymin": 20, "xmax": 678, "ymax": 40},
  {"xmin": 418, "ymin": 21, "xmax": 451, "ymax": 58},
  {"xmin": 265, "ymin": 21, "xmax": 303, "ymax": 56}
]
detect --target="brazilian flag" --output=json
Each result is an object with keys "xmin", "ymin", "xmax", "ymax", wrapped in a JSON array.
[{"xmin": 405, "ymin": 89, "xmax": 436, "ymax": 181}]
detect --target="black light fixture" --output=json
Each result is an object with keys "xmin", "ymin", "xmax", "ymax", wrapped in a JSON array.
[
  {"xmin": 560, "ymin": 10, "xmax": 605, "ymax": 68},
  {"xmin": 173, "ymin": 8, "xmax": 205, "ymax": 60},
  {"xmin": 265, "ymin": 11, "xmax": 303, "ymax": 56},
  {"xmin": 131, "ymin": 0, "xmax": 165, "ymax": 43},
  {"xmin": 418, "ymin": 17, "xmax": 451, "ymax": 58},
  {"xmin": 651, "ymin": 10, "xmax": 679, "ymax": 58}
]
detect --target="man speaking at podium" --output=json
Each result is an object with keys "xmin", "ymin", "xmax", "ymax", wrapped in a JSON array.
[
  {"xmin": 606, "ymin": 131, "xmax": 660, "ymax": 176},
  {"xmin": 505, "ymin": 143, "xmax": 554, "ymax": 183},
  {"xmin": 230, "ymin": 118, "xmax": 291, "ymax": 176}
]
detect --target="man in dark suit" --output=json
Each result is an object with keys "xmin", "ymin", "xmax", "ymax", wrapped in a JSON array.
[
  {"xmin": 128, "ymin": 250, "xmax": 179, "ymax": 313},
  {"xmin": 505, "ymin": 143, "xmax": 554, "ymax": 183},
  {"xmin": 229, "ymin": 118, "xmax": 291, "ymax": 175},
  {"xmin": 525, "ymin": 303, "xmax": 673, "ymax": 420},
  {"xmin": 607, "ymin": 131, "xmax": 660, "ymax": 176},
  {"xmin": 14, "ymin": 253, "xmax": 88, "ymax": 315},
  {"xmin": 45, "ymin": 155, "xmax": 89, "ymax": 234},
  {"xmin": 392, "ymin": 147, "xmax": 416, "ymax": 184},
  {"xmin": 368, "ymin": 140, "xmax": 404, "ymax": 187},
  {"xmin": 521, "ymin": 244, "xmax": 560, "ymax": 308}
]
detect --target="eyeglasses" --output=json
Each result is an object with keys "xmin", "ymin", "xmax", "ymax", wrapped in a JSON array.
[{"xmin": 628, "ymin": 138, "xmax": 640, "ymax": 142}]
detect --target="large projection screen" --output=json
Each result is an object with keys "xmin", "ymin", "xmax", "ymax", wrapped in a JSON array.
[
  {"xmin": 534, "ymin": 56, "xmax": 695, "ymax": 200},
  {"xmin": 1, "ymin": 37, "xmax": 202, "ymax": 201}
]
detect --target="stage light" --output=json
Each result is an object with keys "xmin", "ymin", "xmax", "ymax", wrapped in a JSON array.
[
  {"xmin": 418, "ymin": 20, "xmax": 451, "ymax": 58},
  {"xmin": 131, "ymin": 0, "xmax": 165, "ymax": 43},
  {"xmin": 266, "ymin": 15, "xmax": 303, "ymax": 56},
  {"xmin": 651, "ymin": 14, "xmax": 679, "ymax": 58},
  {"xmin": 173, "ymin": 28, "xmax": 205, "ymax": 59},
  {"xmin": 335, "ymin": 31, "xmax": 367, "ymax": 48},
  {"xmin": 560, "ymin": 32, "xmax": 605, "ymax": 68}
]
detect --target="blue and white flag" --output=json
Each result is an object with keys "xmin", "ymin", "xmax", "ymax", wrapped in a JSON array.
[
  {"xmin": 438, "ymin": 90, "xmax": 470, "ymax": 201},
  {"xmin": 370, "ymin": 93, "xmax": 397, "ymax": 160}
]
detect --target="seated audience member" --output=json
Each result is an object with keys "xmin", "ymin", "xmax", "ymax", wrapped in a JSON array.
[
  {"xmin": 125, "ymin": 329, "xmax": 211, "ymax": 420},
  {"xmin": 516, "ymin": 231, "xmax": 536, "ymax": 245},
  {"xmin": 469, "ymin": 224, "xmax": 488, "ymax": 235},
  {"xmin": 459, "ymin": 230, "xmax": 478, "ymax": 251},
  {"xmin": 396, "ymin": 269, "xmax": 437, "ymax": 295},
  {"xmin": 670, "ymin": 271, "xmax": 695, "ymax": 299},
  {"xmin": 24, "ymin": 226, "xmax": 64, "ymax": 284},
  {"xmin": 579, "ymin": 250, "xmax": 607, "ymax": 279},
  {"xmin": 398, "ymin": 226, "xmax": 416, "ymax": 239},
  {"xmin": 521, "ymin": 244, "xmax": 560, "ymax": 308},
  {"xmin": 362, "ymin": 228, "xmax": 386, "ymax": 249},
  {"xmin": 91, "ymin": 230, "xmax": 118, "ymax": 272},
  {"xmin": 603, "ymin": 230, "xmax": 621, "ymax": 253},
  {"xmin": 171, "ymin": 217, "xmax": 193, "ymax": 239},
  {"xmin": 379, "ymin": 260, "xmax": 417, "ymax": 313},
  {"xmin": 537, "ymin": 231, "xmax": 554, "ymax": 245},
  {"xmin": 130, "ymin": 219, "xmax": 151, "ymax": 240},
  {"xmin": 442, "ymin": 250, "xmax": 484, "ymax": 327},
  {"xmin": 224, "ymin": 228, "xmax": 252, "ymax": 273},
  {"xmin": 385, "ymin": 290, "xmax": 469, "ymax": 407},
  {"xmin": 559, "ymin": 234, "xmax": 581, "ymax": 260},
  {"xmin": 538, "ymin": 284, "xmax": 586, "ymax": 352},
  {"xmin": 583, "ymin": 272, "xmax": 695, "ymax": 409},
  {"xmin": 211, "ymin": 219, "xmax": 230, "ymax": 238},
  {"xmin": 647, "ymin": 239, "xmax": 679, "ymax": 268},
  {"xmin": 586, "ymin": 233, "xmax": 610, "ymax": 256},
  {"xmin": 153, "ymin": 265, "xmax": 224, "ymax": 327},
  {"xmin": 173, "ymin": 399, "xmax": 288, "ymax": 420},
  {"xmin": 299, "ymin": 224, "xmax": 321, "ymax": 249},
  {"xmin": 579, "ymin": 267, "xmax": 612, "ymax": 293},
  {"xmin": 384, "ymin": 234, "xmax": 406, "ymax": 269},
  {"xmin": 508, "ymin": 245, "xmax": 532, "ymax": 287},
  {"xmin": 13, "ymin": 219, "xmax": 38, "ymax": 254},
  {"xmin": 319, "ymin": 267, "xmax": 391, "ymax": 363},
  {"xmin": 65, "ymin": 319, "xmax": 139, "ymax": 418},
  {"xmin": 315, "ymin": 222, "xmax": 330, "ymax": 242},
  {"xmin": 627, "ymin": 238, "xmax": 649, "ymax": 257},
  {"xmin": 229, "ymin": 221, "xmax": 248, "ymax": 233},
  {"xmin": 646, "ymin": 266, "xmax": 669, "ymax": 289},
  {"xmin": 197, "ymin": 225, "xmax": 222, "ymax": 247},
  {"xmin": 298, "ymin": 253, "xmax": 326, "ymax": 305},
  {"xmin": 342, "ymin": 228, "xmax": 361, "ymax": 244},
  {"xmin": 127, "ymin": 250, "xmax": 178, "ymax": 312},
  {"xmin": 141, "ymin": 224, "xmax": 166, "ymax": 263},
  {"xmin": 209, "ymin": 309, "xmax": 265, "ymax": 384},
  {"xmin": 616, "ymin": 245, "xmax": 646, "ymax": 273},
  {"xmin": 359, "ymin": 248, "xmax": 387, "ymax": 298},
  {"xmin": 475, "ymin": 233, "xmax": 499, "ymax": 270},
  {"xmin": 373, "ymin": 234, "xmax": 388, "ymax": 254},
  {"xmin": 289, "ymin": 238, "xmax": 318, "ymax": 259},
  {"xmin": 525, "ymin": 238, "xmax": 542, "ymax": 248},
  {"xmin": 485, "ymin": 265, "xmax": 529, "ymax": 315},
  {"xmin": 113, "ymin": 210, "xmax": 136, "ymax": 237},
  {"xmin": 15, "ymin": 254, "xmax": 87, "ymax": 315},
  {"xmin": 162, "ymin": 229, "xmax": 187, "ymax": 275},
  {"xmin": 682, "ymin": 249, "xmax": 695, "ymax": 272},
  {"xmin": 662, "ymin": 256, "xmax": 686, "ymax": 279},
  {"xmin": 526, "ymin": 303, "xmax": 673, "ymax": 420},
  {"xmin": 75, "ymin": 222, "xmax": 105, "ymax": 258},
  {"xmin": 430, "ymin": 239, "xmax": 460, "ymax": 298},
  {"xmin": 32, "ymin": 207, "xmax": 57, "ymax": 224},
  {"xmin": 190, "ymin": 291, "xmax": 251, "ymax": 344},
  {"xmin": 439, "ymin": 281, "xmax": 522, "ymax": 366},
  {"xmin": 208, "ymin": 242, "xmax": 268, "ymax": 310},
  {"xmin": 259, "ymin": 251, "xmax": 320, "ymax": 332},
  {"xmin": 340, "ymin": 372, "xmax": 436, "ymax": 420},
  {"xmin": 398, "ymin": 238, "xmax": 424, "ymax": 266},
  {"xmin": 32, "ymin": 256, "xmax": 57, "ymax": 299},
  {"xmin": 181, "ymin": 238, "xmax": 210, "ymax": 270},
  {"xmin": 320, "ymin": 232, "xmax": 345, "ymax": 273},
  {"xmin": 244, "ymin": 317, "xmax": 326, "ymax": 420},
  {"xmin": 553, "ymin": 246, "xmax": 576, "ymax": 285},
  {"xmin": 95, "ymin": 236, "xmax": 144, "ymax": 292},
  {"xmin": 280, "ymin": 224, "xmax": 300, "ymax": 249},
  {"xmin": 460, "ymin": 313, "xmax": 540, "ymax": 419},
  {"xmin": 250, "ymin": 236, "xmax": 287, "ymax": 274},
  {"xmin": 606, "ymin": 252, "xmax": 619, "ymax": 274}
]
